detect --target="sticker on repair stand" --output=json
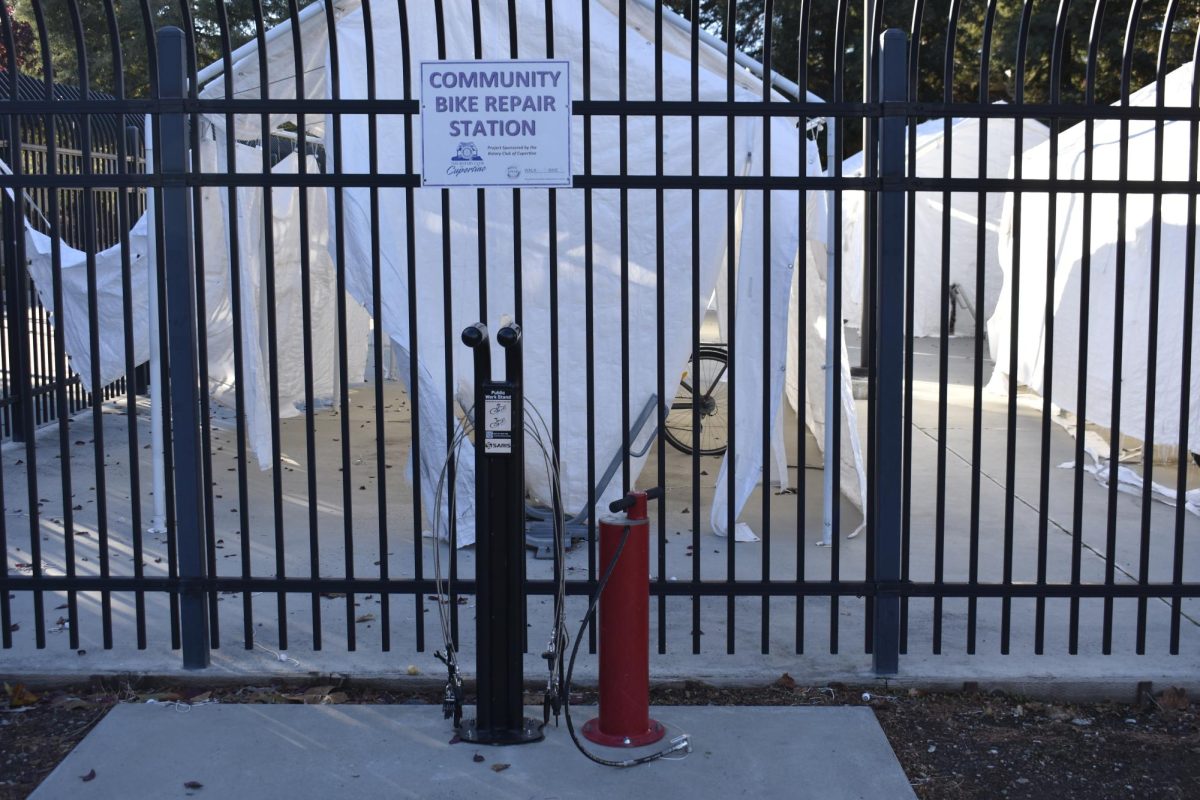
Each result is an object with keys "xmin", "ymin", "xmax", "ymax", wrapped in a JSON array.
[{"xmin": 483, "ymin": 388, "xmax": 512, "ymax": 454}]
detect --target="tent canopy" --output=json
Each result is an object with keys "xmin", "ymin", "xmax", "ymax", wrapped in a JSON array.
[
  {"xmin": 988, "ymin": 61, "xmax": 1200, "ymax": 453},
  {"xmin": 838, "ymin": 112, "xmax": 1050, "ymax": 337},
  {"xmin": 20, "ymin": 0, "xmax": 865, "ymax": 547},
  {"xmin": 198, "ymin": 0, "xmax": 867, "ymax": 543}
]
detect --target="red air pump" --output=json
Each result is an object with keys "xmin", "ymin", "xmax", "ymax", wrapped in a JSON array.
[{"xmin": 582, "ymin": 489, "xmax": 666, "ymax": 748}]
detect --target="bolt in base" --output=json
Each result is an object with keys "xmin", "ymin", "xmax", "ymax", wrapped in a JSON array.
[{"xmin": 581, "ymin": 717, "xmax": 665, "ymax": 748}]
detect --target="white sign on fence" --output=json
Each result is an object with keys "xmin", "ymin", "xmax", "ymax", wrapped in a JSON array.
[{"xmin": 419, "ymin": 59, "xmax": 572, "ymax": 189}]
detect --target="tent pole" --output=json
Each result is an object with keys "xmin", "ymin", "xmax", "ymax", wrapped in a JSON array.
[
  {"xmin": 822, "ymin": 269, "xmax": 835, "ymax": 546},
  {"xmin": 146, "ymin": 116, "xmax": 167, "ymax": 535}
]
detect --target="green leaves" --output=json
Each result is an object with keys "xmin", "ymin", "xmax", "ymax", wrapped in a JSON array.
[{"xmin": 9, "ymin": 0, "xmax": 320, "ymax": 97}]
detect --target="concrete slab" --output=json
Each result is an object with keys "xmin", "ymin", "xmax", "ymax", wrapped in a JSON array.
[{"xmin": 31, "ymin": 704, "xmax": 914, "ymax": 800}]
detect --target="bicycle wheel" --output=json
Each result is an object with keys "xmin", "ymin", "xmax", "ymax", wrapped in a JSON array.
[{"xmin": 663, "ymin": 347, "xmax": 729, "ymax": 457}]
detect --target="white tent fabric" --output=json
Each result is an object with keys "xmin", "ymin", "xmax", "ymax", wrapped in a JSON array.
[
  {"xmin": 839, "ymin": 114, "xmax": 1050, "ymax": 336},
  {"xmin": 785, "ymin": 237, "xmax": 868, "ymax": 513},
  {"xmin": 197, "ymin": 0, "xmax": 865, "ymax": 545},
  {"xmin": 717, "ymin": 132, "xmax": 868, "ymax": 519},
  {"xmin": 7, "ymin": 138, "xmax": 370, "ymax": 468},
  {"xmin": 988, "ymin": 62, "xmax": 1200, "ymax": 453},
  {"xmin": 196, "ymin": 0, "xmax": 341, "ymax": 141},
  {"xmin": 333, "ymin": 2, "xmax": 807, "ymax": 545},
  {"xmin": 0, "ymin": 151, "xmax": 153, "ymax": 391},
  {"xmin": 199, "ymin": 135, "xmax": 372, "ymax": 466},
  {"xmin": 15, "ymin": 194, "xmax": 152, "ymax": 391}
]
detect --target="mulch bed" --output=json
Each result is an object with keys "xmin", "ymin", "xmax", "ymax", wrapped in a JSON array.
[{"xmin": 1, "ymin": 678, "xmax": 1195, "ymax": 799}]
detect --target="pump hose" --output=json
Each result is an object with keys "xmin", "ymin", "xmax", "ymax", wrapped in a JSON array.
[{"xmin": 559, "ymin": 491, "xmax": 689, "ymax": 768}]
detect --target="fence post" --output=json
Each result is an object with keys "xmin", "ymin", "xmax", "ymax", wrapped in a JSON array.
[
  {"xmin": 157, "ymin": 26, "xmax": 209, "ymax": 669},
  {"xmin": 872, "ymin": 28, "xmax": 907, "ymax": 676}
]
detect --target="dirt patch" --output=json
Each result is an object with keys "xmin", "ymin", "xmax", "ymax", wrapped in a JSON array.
[
  {"xmin": 1, "ymin": 679, "xmax": 1196, "ymax": 799},
  {"xmin": 650, "ymin": 680, "xmax": 1200, "ymax": 799}
]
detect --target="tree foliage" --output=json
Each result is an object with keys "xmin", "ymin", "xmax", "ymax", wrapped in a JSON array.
[
  {"xmin": 666, "ymin": 0, "xmax": 1198, "ymax": 104},
  {"xmin": 0, "ymin": 4, "xmax": 37, "ymax": 71},
  {"xmin": 8, "ymin": 1, "xmax": 1199, "ymax": 107},
  {"xmin": 9, "ymin": 1, "xmax": 317, "ymax": 97}
]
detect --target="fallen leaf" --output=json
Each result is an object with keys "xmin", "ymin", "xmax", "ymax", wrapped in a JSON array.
[
  {"xmin": 774, "ymin": 673, "xmax": 797, "ymax": 689},
  {"xmin": 5, "ymin": 682, "xmax": 39, "ymax": 708},
  {"xmin": 184, "ymin": 780, "xmax": 203, "ymax": 789},
  {"xmin": 449, "ymin": 734, "xmax": 462, "ymax": 744},
  {"xmin": 355, "ymin": 613, "xmax": 376, "ymax": 623},
  {"xmin": 1159, "ymin": 687, "xmax": 1190, "ymax": 711},
  {"xmin": 490, "ymin": 763, "xmax": 509, "ymax": 772},
  {"xmin": 472, "ymin": 753, "xmax": 484, "ymax": 763},
  {"xmin": 81, "ymin": 769, "xmax": 96, "ymax": 782}
]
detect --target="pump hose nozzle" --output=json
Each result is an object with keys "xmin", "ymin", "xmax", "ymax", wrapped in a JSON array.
[{"xmin": 608, "ymin": 487, "xmax": 663, "ymax": 513}]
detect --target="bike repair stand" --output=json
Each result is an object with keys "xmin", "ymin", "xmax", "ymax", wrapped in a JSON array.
[{"xmin": 459, "ymin": 322, "xmax": 543, "ymax": 745}]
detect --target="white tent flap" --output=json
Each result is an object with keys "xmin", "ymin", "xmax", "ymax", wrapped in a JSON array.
[
  {"xmin": 840, "ymin": 113, "xmax": 1050, "ymax": 337},
  {"xmin": 989, "ymin": 62, "xmax": 1200, "ymax": 453}
]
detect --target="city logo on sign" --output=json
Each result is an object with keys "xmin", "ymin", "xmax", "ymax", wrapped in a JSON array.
[{"xmin": 452, "ymin": 142, "xmax": 483, "ymax": 162}]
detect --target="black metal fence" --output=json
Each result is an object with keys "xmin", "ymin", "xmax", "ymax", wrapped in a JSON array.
[
  {"xmin": 0, "ymin": 1, "xmax": 1196, "ymax": 676},
  {"xmin": 0, "ymin": 71, "xmax": 147, "ymax": 441}
]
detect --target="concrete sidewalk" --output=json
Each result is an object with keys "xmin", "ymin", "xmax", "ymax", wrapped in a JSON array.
[{"xmin": 31, "ymin": 704, "xmax": 915, "ymax": 800}]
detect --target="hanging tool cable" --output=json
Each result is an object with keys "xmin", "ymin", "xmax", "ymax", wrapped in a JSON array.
[
  {"xmin": 524, "ymin": 404, "xmax": 569, "ymax": 725},
  {"xmin": 430, "ymin": 408, "xmax": 475, "ymax": 727},
  {"xmin": 429, "ymin": 399, "xmax": 569, "ymax": 733}
]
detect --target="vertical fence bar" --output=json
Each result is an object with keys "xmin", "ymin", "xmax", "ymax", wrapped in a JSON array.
[
  {"xmin": 3, "ymin": 191, "xmax": 26, "ymax": 445},
  {"xmin": 398, "ymin": 2, "xmax": 420, "ymax": 654},
  {"xmin": 724, "ymin": 0, "xmax": 737, "ymax": 657},
  {"xmin": 158, "ymin": 26, "xmax": 209, "ymax": 670},
  {"xmin": 177, "ymin": 7, "xmax": 220, "ymax": 651},
  {"xmin": 653, "ymin": 0, "xmax": 667, "ymax": 656},
  {"xmin": 795, "ymin": 0, "xmax": 811, "ymax": 657},
  {"xmin": 898, "ymin": 0, "xmax": 924, "ymax": 657},
  {"xmin": 688, "ymin": 0, "xmax": 702, "ymax": 657},
  {"xmin": 1171, "ymin": 52, "xmax": 1200, "ymax": 655},
  {"xmin": 582, "ymin": 0, "xmax": 598, "ymax": 655},
  {"xmin": 872, "ymin": 28, "xmax": 906, "ymax": 677},
  {"xmin": 759, "ymin": 0, "xmax": 774, "ymax": 657},
  {"xmin": 856, "ymin": 0, "xmax": 877, "ymax": 377}
]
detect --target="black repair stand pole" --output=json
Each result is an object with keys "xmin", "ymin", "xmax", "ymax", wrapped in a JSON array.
[{"xmin": 460, "ymin": 322, "xmax": 542, "ymax": 745}]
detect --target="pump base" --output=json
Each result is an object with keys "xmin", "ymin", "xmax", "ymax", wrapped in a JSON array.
[
  {"xmin": 581, "ymin": 717, "xmax": 666, "ymax": 748},
  {"xmin": 458, "ymin": 717, "xmax": 544, "ymax": 746}
]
